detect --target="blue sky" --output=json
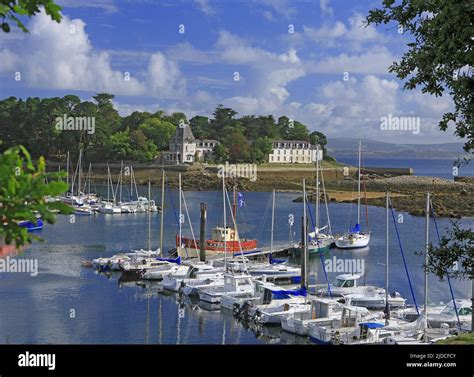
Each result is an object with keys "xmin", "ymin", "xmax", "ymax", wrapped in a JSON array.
[{"xmin": 0, "ymin": 0, "xmax": 458, "ymax": 144}]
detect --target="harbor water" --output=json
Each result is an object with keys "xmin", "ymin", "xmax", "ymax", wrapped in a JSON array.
[{"xmin": 0, "ymin": 190, "xmax": 471, "ymax": 344}]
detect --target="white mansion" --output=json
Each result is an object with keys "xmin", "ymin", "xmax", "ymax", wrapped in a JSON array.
[
  {"xmin": 268, "ymin": 140, "xmax": 322, "ymax": 164},
  {"xmin": 162, "ymin": 124, "xmax": 218, "ymax": 164}
]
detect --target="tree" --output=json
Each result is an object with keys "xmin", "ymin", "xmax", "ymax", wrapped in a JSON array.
[
  {"xmin": 309, "ymin": 130, "xmax": 332, "ymax": 160},
  {"xmin": 120, "ymin": 111, "xmax": 151, "ymax": 132},
  {"xmin": 189, "ymin": 115, "xmax": 211, "ymax": 139},
  {"xmin": 212, "ymin": 143, "xmax": 228, "ymax": 164},
  {"xmin": 0, "ymin": 146, "xmax": 72, "ymax": 247},
  {"xmin": 424, "ymin": 222, "xmax": 473, "ymax": 332},
  {"xmin": 0, "ymin": 0, "xmax": 62, "ymax": 33},
  {"xmin": 130, "ymin": 129, "xmax": 157, "ymax": 162},
  {"xmin": 139, "ymin": 117, "xmax": 175, "ymax": 150},
  {"xmin": 93, "ymin": 93, "xmax": 121, "ymax": 138},
  {"xmin": 366, "ymin": 0, "xmax": 473, "ymax": 156},
  {"xmin": 162, "ymin": 112, "xmax": 187, "ymax": 128},
  {"xmin": 223, "ymin": 129, "xmax": 251, "ymax": 163},
  {"xmin": 251, "ymin": 137, "xmax": 273, "ymax": 163},
  {"xmin": 105, "ymin": 131, "xmax": 133, "ymax": 161},
  {"xmin": 210, "ymin": 105, "xmax": 238, "ymax": 134}
]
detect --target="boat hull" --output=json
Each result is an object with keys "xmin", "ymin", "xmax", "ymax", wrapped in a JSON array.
[
  {"xmin": 177, "ymin": 236, "xmax": 257, "ymax": 258},
  {"xmin": 335, "ymin": 233, "xmax": 370, "ymax": 249}
]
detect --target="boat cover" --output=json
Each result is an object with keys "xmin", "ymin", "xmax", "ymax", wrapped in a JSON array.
[
  {"xmin": 272, "ymin": 287, "xmax": 307, "ymax": 299},
  {"xmin": 351, "ymin": 223, "xmax": 361, "ymax": 233},
  {"xmin": 360, "ymin": 322, "xmax": 384, "ymax": 329},
  {"xmin": 157, "ymin": 256, "xmax": 181, "ymax": 265}
]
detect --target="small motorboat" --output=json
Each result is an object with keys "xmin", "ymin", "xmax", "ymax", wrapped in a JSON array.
[
  {"xmin": 396, "ymin": 299, "xmax": 472, "ymax": 329},
  {"xmin": 162, "ymin": 262, "xmax": 224, "ymax": 292},
  {"xmin": 18, "ymin": 218, "xmax": 43, "ymax": 232},
  {"xmin": 198, "ymin": 272, "xmax": 254, "ymax": 304}
]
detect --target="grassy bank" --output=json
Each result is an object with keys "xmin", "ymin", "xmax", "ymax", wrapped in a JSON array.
[{"xmin": 437, "ymin": 333, "xmax": 474, "ymax": 344}]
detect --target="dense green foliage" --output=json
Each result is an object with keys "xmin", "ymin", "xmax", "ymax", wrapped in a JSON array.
[
  {"xmin": 0, "ymin": 146, "xmax": 72, "ymax": 247},
  {"xmin": 423, "ymin": 221, "xmax": 473, "ymax": 281},
  {"xmin": 0, "ymin": 96, "xmax": 329, "ymax": 164},
  {"xmin": 0, "ymin": 0, "xmax": 61, "ymax": 33},
  {"xmin": 366, "ymin": 0, "xmax": 474, "ymax": 157}
]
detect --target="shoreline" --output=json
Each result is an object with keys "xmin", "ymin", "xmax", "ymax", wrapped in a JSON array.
[{"xmin": 55, "ymin": 163, "xmax": 473, "ymax": 219}]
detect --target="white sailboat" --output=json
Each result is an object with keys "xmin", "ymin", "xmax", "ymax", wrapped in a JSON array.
[
  {"xmin": 308, "ymin": 145, "xmax": 334, "ymax": 253},
  {"xmin": 99, "ymin": 165, "xmax": 121, "ymax": 214},
  {"xmin": 335, "ymin": 139, "xmax": 370, "ymax": 249}
]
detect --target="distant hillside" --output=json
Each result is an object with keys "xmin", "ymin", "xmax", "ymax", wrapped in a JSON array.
[{"xmin": 327, "ymin": 138, "xmax": 466, "ymax": 159}]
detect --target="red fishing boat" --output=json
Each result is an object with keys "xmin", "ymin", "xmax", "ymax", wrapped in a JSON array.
[
  {"xmin": 177, "ymin": 225, "xmax": 257, "ymax": 257},
  {"xmin": 177, "ymin": 189, "xmax": 258, "ymax": 258}
]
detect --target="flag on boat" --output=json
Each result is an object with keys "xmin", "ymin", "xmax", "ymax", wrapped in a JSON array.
[{"xmin": 238, "ymin": 192, "xmax": 245, "ymax": 207}]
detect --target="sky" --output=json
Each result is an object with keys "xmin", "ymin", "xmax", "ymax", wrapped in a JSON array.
[{"xmin": 0, "ymin": 0, "xmax": 460, "ymax": 145}]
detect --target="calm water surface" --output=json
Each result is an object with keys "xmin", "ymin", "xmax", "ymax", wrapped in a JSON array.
[
  {"xmin": 335, "ymin": 157, "xmax": 474, "ymax": 179},
  {"xmin": 0, "ymin": 189, "xmax": 471, "ymax": 344}
]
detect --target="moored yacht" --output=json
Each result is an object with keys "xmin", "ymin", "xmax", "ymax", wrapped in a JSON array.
[{"xmin": 198, "ymin": 272, "xmax": 254, "ymax": 304}]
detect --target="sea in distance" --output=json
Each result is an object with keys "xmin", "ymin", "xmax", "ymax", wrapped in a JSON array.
[
  {"xmin": 0, "ymin": 186, "xmax": 471, "ymax": 344},
  {"xmin": 335, "ymin": 157, "xmax": 474, "ymax": 179}
]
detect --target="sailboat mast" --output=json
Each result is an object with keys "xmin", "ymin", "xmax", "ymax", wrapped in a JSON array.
[
  {"xmin": 357, "ymin": 139, "xmax": 361, "ymax": 225},
  {"xmin": 424, "ymin": 192, "xmax": 430, "ymax": 338},
  {"xmin": 315, "ymin": 145, "xmax": 320, "ymax": 231},
  {"xmin": 119, "ymin": 161, "xmax": 123, "ymax": 203},
  {"xmin": 160, "ymin": 170, "xmax": 165, "ymax": 257},
  {"xmin": 222, "ymin": 174, "xmax": 227, "ymax": 269},
  {"xmin": 148, "ymin": 178, "xmax": 151, "ymax": 251},
  {"xmin": 130, "ymin": 165, "xmax": 133, "ymax": 201},
  {"xmin": 88, "ymin": 163, "xmax": 92, "ymax": 195},
  {"xmin": 385, "ymin": 192, "xmax": 389, "ymax": 320},
  {"xmin": 78, "ymin": 149, "xmax": 83, "ymax": 197},
  {"xmin": 303, "ymin": 178, "xmax": 308, "ymax": 289},
  {"xmin": 270, "ymin": 189, "xmax": 275, "ymax": 255},
  {"xmin": 232, "ymin": 185, "xmax": 237, "ymax": 221},
  {"xmin": 107, "ymin": 164, "xmax": 110, "ymax": 202},
  {"xmin": 66, "ymin": 151, "xmax": 70, "ymax": 190},
  {"xmin": 178, "ymin": 173, "xmax": 182, "ymax": 257}
]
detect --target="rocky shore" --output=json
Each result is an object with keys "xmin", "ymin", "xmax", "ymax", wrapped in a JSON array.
[{"xmin": 70, "ymin": 164, "xmax": 474, "ymax": 218}]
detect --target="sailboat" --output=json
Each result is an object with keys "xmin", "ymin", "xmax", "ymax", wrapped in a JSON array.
[
  {"xmin": 99, "ymin": 165, "xmax": 121, "ymax": 214},
  {"xmin": 335, "ymin": 139, "xmax": 370, "ymax": 249},
  {"xmin": 61, "ymin": 151, "xmax": 84, "ymax": 207},
  {"xmin": 82, "ymin": 162, "xmax": 100, "ymax": 206},
  {"xmin": 308, "ymin": 145, "xmax": 334, "ymax": 254}
]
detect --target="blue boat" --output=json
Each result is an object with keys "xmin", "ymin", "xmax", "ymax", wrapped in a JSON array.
[{"xmin": 18, "ymin": 219, "xmax": 44, "ymax": 232}]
